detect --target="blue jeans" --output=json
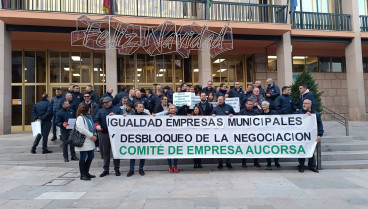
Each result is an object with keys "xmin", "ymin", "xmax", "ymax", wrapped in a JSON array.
[
  {"xmin": 80, "ymin": 150, "xmax": 94, "ymax": 163},
  {"xmin": 130, "ymin": 159, "xmax": 145, "ymax": 170},
  {"xmin": 167, "ymin": 159, "xmax": 178, "ymax": 166}
]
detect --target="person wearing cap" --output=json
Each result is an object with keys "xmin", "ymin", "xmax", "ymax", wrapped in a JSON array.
[
  {"xmin": 50, "ymin": 88, "xmax": 64, "ymax": 141},
  {"xmin": 163, "ymin": 86, "xmax": 174, "ymax": 104},
  {"xmin": 94, "ymin": 96, "xmax": 123, "ymax": 177},
  {"xmin": 31, "ymin": 94, "xmax": 53, "ymax": 154}
]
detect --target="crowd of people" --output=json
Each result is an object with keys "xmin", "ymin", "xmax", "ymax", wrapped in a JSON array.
[{"xmin": 31, "ymin": 78, "xmax": 324, "ymax": 181}]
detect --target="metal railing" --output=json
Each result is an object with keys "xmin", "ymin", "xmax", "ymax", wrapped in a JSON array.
[
  {"xmin": 1, "ymin": 0, "xmax": 288, "ymax": 24},
  {"xmin": 292, "ymin": 11, "xmax": 351, "ymax": 31},
  {"xmin": 360, "ymin": 15, "xmax": 368, "ymax": 32},
  {"xmin": 322, "ymin": 105, "xmax": 349, "ymax": 136}
]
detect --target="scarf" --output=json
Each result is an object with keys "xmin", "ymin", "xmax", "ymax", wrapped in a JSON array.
[{"xmin": 84, "ymin": 115, "xmax": 95, "ymax": 133}]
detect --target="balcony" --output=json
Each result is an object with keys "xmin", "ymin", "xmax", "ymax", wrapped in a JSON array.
[
  {"xmin": 361, "ymin": 15, "xmax": 368, "ymax": 32},
  {"xmin": 292, "ymin": 11, "xmax": 351, "ymax": 31},
  {"xmin": 1, "ymin": 0, "xmax": 287, "ymax": 24}
]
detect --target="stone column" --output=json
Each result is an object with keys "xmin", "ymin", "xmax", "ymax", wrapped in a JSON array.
[
  {"xmin": 105, "ymin": 48, "xmax": 118, "ymax": 97},
  {"xmin": 0, "ymin": 21, "xmax": 12, "ymax": 134},
  {"xmin": 342, "ymin": 0, "xmax": 367, "ymax": 121},
  {"xmin": 198, "ymin": 44, "xmax": 212, "ymax": 86},
  {"xmin": 276, "ymin": 32, "xmax": 293, "ymax": 87}
]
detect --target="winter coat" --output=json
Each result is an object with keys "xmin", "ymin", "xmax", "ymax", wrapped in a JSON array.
[
  {"xmin": 202, "ymin": 87, "xmax": 216, "ymax": 96},
  {"xmin": 228, "ymin": 87, "xmax": 244, "ymax": 99},
  {"xmin": 211, "ymin": 103, "xmax": 235, "ymax": 115},
  {"xmin": 94, "ymin": 105, "xmax": 123, "ymax": 133},
  {"xmin": 50, "ymin": 95, "xmax": 65, "ymax": 115},
  {"xmin": 275, "ymin": 94, "xmax": 294, "ymax": 114},
  {"xmin": 74, "ymin": 116, "xmax": 96, "ymax": 152},
  {"xmin": 266, "ymin": 84, "xmax": 280, "ymax": 109},
  {"xmin": 296, "ymin": 109, "xmax": 324, "ymax": 136},
  {"xmin": 240, "ymin": 108, "xmax": 259, "ymax": 116},
  {"xmin": 197, "ymin": 101, "xmax": 214, "ymax": 116},
  {"xmin": 298, "ymin": 90, "xmax": 317, "ymax": 112},
  {"xmin": 55, "ymin": 108, "xmax": 76, "ymax": 127},
  {"xmin": 32, "ymin": 101, "xmax": 53, "ymax": 122}
]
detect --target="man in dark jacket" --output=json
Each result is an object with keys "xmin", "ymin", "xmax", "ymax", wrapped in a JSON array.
[
  {"xmin": 297, "ymin": 84, "xmax": 317, "ymax": 112},
  {"xmin": 154, "ymin": 96, "xmax": 169, "ymax": 114},
  {"xmin": 265, "ymin": 78, "xmax": 280, "ymax": 110},
  {"xmin": 101, "ymin": 88, "xmax": 114, "ymax": 101},
  {"xmin": 197, "ymin": 92, "xmax": 213, "ymax": 115},
  {"xmin": 86, "ymin": 85, "xmax": 99, "ymax": 105},
  {"xmin": 296, "ymin": 99, "xmax": 324, "ymax": 173},
  {"xmin": 212, "ymin": 96, "xmax": 235, "ymax": 169},
  {"xmin": 254, "ymin": 81, "xmax": 266, "ymax": 97},
  {"xmin": 95, "ymin": 96, "xmax": 123, "ymax": 177},
  {"xmin": 240, "ymin": 99, "xmax": 261, "ymax": 168},
  {"xmin": 202, "ymin": 80, "xmax": 216, "ymax": 96},
  {"xmin": 275, "ymin": 86, "xmax": 294, "ymax": 114},
  {"xmin": 56, "ymin": 100, "xmax": 78, "ymax": 162},
  {"xmin": 66, "ymin": 84, "xmax": 74, "ymax": 95},
  {"xmin": 113, "ymin": 86, "xmax": 128, "ymax": 106},
  {"xmin": 216, "ymin": 83, "xmax": 229, "ymax": 98},
  {"xmin": 65, "ymin": 93, "xmax": 78, "ymax": 113},
  {"xmin": 240, "ymin": 84, "xmax": 254, "ymax": 110},
  {"xmin": 79, "ymin": 93, "xmax": 99, "ymax": 119},
  {"xmin": 146, "ymin": 89, "xmax": 160, "ymax": 114},
  {"xmin": 133, "ymin": 91, "xmax": 147, "ymax": 108},
  {"xmin": 31, "ymin": 94, "xmax": 53, "ymax": 154},
  {"xmin": 50, "ymin": 88, "xmax": 64, "ymax": 141},
  {"xmin": 228, "ymin": 81, "xmax": 244, "ymax": 99},
  {"xmin": 163, "ymin": 86, "xmax": 174, "ymax": 104},
  {"xmin": 72, "ymin": 85, "xmax": 84, "ymax": 106}
]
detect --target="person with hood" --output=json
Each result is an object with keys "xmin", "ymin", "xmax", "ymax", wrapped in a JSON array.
[
  {"xmin": 163, "ymin": 86, "xmax": 174, "ymax": 104},
  {"xmin": 31, "ymin": 94, "xmax": 53, "ymax": 154},
  {"xmin": 86, "ymin": 85, "xmax": 99, "ymax": 105},
  {"xmin": 216, "ymin": 83, "xmax": 229, "ymax": 98},
  {"xmin": 297, "ymin": 84, "xmax": 317, "ymax": 112},
  {"xmin": 202, "ymin": 80, "xmax": 216, "ymax": 96},
  {"xmin": 248, "ymin": 87, "xmax": 266, "ymax": 113},
  {"xmin": 50, "ymin": 88, "xmax": 64, "ymax": 141},
  {"xmin": 265, "ymin": 78, "xmax": 280, "ymax": 110},
  {"xmin": 274, "ymin": 86, "xmax": 295, "ymax": 114},
  {"xmin": 228, "ymin": 81, "xmax": 244, "ymax": 99},
  {"xmin": 212, "ymin": 96, "xmax": 235, "ymax": 169}
]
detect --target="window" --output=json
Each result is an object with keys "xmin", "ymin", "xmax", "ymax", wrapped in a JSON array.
[
  {"xmin": 359, "ymin": 0, "xmax": 368, "ymax": 16},
  {"xmin": 267, "ymin": 56, "xmax": 277, "ymax": 72},
  {"xmin": 362, "ymin": 57, "xmax": 368, "ymax": 73},
  {"xmin": 296, "ymin": 0, "xmax": 342, "ymax": 13},
  {"xmin": 292, "ymin": 56, "xmax": 345, "ymax": 72}
]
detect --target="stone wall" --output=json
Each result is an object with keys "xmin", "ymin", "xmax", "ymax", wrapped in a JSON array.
[{"xmin": 254, "ymin": 54, "xmax": 277, "ymax": 88}]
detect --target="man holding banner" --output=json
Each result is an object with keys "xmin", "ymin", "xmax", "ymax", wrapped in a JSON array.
[
  {"xmin": 296, "ymin": 99, "xmax": 324, "ymax": 173},
  {"xmin": 212, "ymin": 96, "xmax": 235, "ymax": 169},
  {"xmin": 197, "ymin": 92, "xmax": 213, "ymax": 115}
]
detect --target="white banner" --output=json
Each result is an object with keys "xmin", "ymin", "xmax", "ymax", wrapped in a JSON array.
[
  {"xmin": 107, "ymin": 115, "xmax": 318, "ymax": 159},
  {"xmin": 225, "ymin": 98, "xmax": 240, "ymax": 113},
  {"xmin": 173, "ymin": 92, "xmax": 192, "ymax": 106}
]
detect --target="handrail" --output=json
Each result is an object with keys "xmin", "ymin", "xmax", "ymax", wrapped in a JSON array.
[
  {"xmin": 292, "ymin": 11, "xmax": 351, "ymax": 31},
  {"xmin": 360, "ymin": 15, "xmax": 368, "ymax": 32},
  {"xmin": 322, "ymin": 105, "xmax": 349, "ymax": 136}
]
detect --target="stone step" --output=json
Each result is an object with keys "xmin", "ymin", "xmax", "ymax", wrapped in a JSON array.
[
  {"xmin": 321, "ymin": 150, "xmax": 368, "ymax": 161},
  {"xmin": 321, "ymin": 160, "xmax": 368, "ymax": 169},
  {"xmin": 322, "ymin": 143, "xmax": 368, "ymax": 152}
]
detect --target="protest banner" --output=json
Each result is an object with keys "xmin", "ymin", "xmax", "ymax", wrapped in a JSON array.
[
  {"xmin": 225, "ymin": 97, "xmax": 240, "ymax": 113},
  {"xmin": 189, "ymin": 95, "xmax": 201, "ymax": 109},
  {"xmin": 107, "ymin": 115, "xmax": 318, "ymax": 159},
  {"xmin": 173, "ymin": 92, "xmax": 192, "ymax": 106}
]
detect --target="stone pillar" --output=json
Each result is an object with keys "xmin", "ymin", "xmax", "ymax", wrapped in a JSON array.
[
  {"xmin": 0, "ymin": 21, "xmax": 12, "ymax": 134},
  {"xmin": 198, "ymin": 45, "xmax": 211, "ymax": 86},
  {"xmin": 342, "ymin": 0, "xmax": 367, "ymax": 121},
  {"xmin": 105, "ymin": 48, "xmax": 118, "ymax": 97},
  {"xmin": 276, "ymin": 32, "xmax": 293, "ymax": 87}
]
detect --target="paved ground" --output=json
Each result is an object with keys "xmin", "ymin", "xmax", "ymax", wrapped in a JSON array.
[{"xmin": 0, "ymin": 121, "xmax": 367, "ymax": 209}]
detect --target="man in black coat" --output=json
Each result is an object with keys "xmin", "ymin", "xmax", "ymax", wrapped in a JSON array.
[
  {"xmin": 72, "ymin": 85, "xmax": 84, "ymax": 106},
  {"xmin": 101, "ymin": 88, "xmax": 114, "ymax": 101},
  {"xmin": 296, "ymin": 99, "xmax": 324, "ymax": 173},
  {"xmin": 154, "ymin": 96, "xmax": 169, "ymax": 114},
  {"xmin": 297, "ymin": 84, "xmax": 317, "ymax": 112},
  {"xmin": 113, "ymin": 86, "xmax": 128, "ymax": 106},
  {"xmin": 216, "ymin": 83, "xmax": 229, "ymax": 98},
  {"xmin": 254, "ymin": 81, "xmax": 266, "ymax": 97},
  {"xmin": 240, "ymin": 99, "xmax": 261, "ymax": 168},
  {"xmin": 240, "ymin": 84, "xmax": 254, "ymax": 110},
  {"xmin": 197, "ymin": 92, "xmax": 213, "ymax": 115},
  {"xmin": 86, "ymin": 85, "xmax": 100, "ymax": 105},
  {"xmin": 212, "ymin": 96, "xmax": 235, "ymax": 169},
  {"xmin": 202, "ymin": 80, "xmax": 216, "ymax": 96},
  {"xmin": 65, "ymin": 93, "xmax": 78, "ymax": 113},
  {"xmin": 56, "ymin": 100, "xmax": 78, "ymax": 162},
  {"xmin": 145, "ymin": 89, "xmax": 160, "ymax": 114},
  {"xmin": 95, "ymin": 96, "xmax": 123, "ymax": 177},
  {"xmin": 163, "ymin": 86, "xmax": 174, "ymax": 104},
  {"xmin": 50, "ymin": 88, "xmax": 64, "ymax": 141},
  {"xmin": 31, "ymin": 94, "xmax": 53, "ymax": 154},
  {"xmin": 265, "ymin": 78, "xmax": 280, "ymax": 110},
  {"xmin": 274, "ymin": 86, "xmax": 294, "ymax": 114},
  {"xmin": 228, "ymin": 81, "xmax": 244, "ymax": 99}
]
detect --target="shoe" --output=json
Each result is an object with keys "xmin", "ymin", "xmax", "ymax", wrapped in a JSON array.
[
  {"xmin": 115, "ymin": 170, "xmax": 121, "ymax": 176},
  {"xmin": 42, "ymin": 150, "xmax": 53, "ymax": 154},
  {"xmin": 226, "ymin": 163, "xmax": 232, "ymax": 169},
  {"xmin": 51, "ymin": 136, "xmax": 57, "ymax": 141},
  {"xmin": 139, "ymin": 169, "xmax": 145, "ymax": 176},
  {"xmin": 217, "ymin": 163, "xmax": 223, "ymax": 169},
  {"xmin": 298, "ymin": 165, "xmax": 305, "ymax": 173},
  {"xmin": 267, "ymin": 162, "xmax": 272, "ymax": 167},
  {"xmin": 242, "ymin": 163, "xmax": 247, "ymax": 168},
  {"xmin": 174, "ymin": 166, "xmax": 179, "ymax": 173},
  {"xmin": 198, "ymin": 164, "xmax": 203, "ymax": 168},
  {"xmin": 254, "ymin": 163, "xmax": 262, "ymax": 168},
  {"xmin": 169, "ymin": 166, "xmax": 173, "ymax": 173},
  {"xmin": 64, "ymin": 158, "xmax": 69, "ymax": 162},
  {"xmin": 127, "ymin": 170, "xmax": 134, "ymax": 177},
  {"xmin": 96, "ymin": 147, "xmax": 100, "ymax": 152},
  {"xmin": 100, "ymin": 171, "xmax": 109, "ymax": 177},
  {"xmin": 275, "ymin": 162, "xmax": 281, "ymax": 168},
  {"xmin": 86, "ymin": 173, "xmax": 96, "ymax": 178},
  {"xmin": 309, "ymin": 166, "xmax": 319, "ymax": 173},
  {"xmin": 80, "ymin": 174, "xmax": 91, "ymax": 181},
  {"xmin": 31, "ymin": 149, "xmax": 36, "ymax": 154},
  {"xmin": 71, "ymin": 156, "xmax": 79, "ymax": 161},
  {"xmin": 194, "ymin": 164, "xmax": 198, "ymax": 169}
]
